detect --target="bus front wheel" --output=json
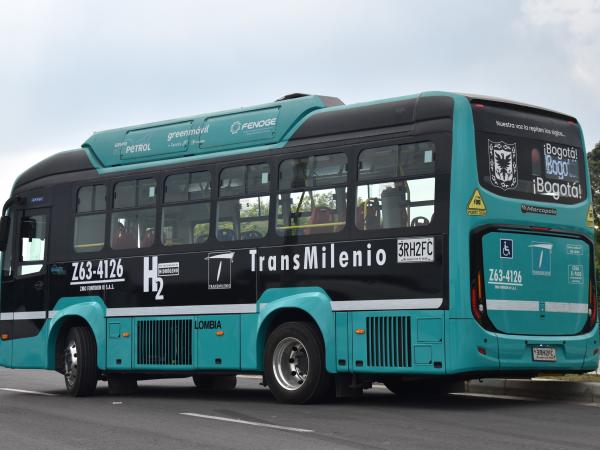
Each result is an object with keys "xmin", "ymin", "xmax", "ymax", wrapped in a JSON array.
[
  {"xmin": 264, "ymin": 321, "xmax": 332, "ymax": 404},
  {"xmin": 63, "ymin": 326, "xmax": 98, "ymax": 397}
]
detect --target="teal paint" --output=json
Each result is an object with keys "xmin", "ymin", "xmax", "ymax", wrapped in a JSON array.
[
  {"xmin": 80, "ymin": 92, "xmax": 425, "ymax": 175},
  {"xmin": 441, "ymin": 92, "xmax": 597, "ymax": 370},
  {"xmin": 445, "ymin": 319, "xmax": 500, "ymax": 374},
  {"xmin": 335, "ymin": 312, "xmax": 349, "ymax": 372},
  {"xmin": 196, "ymin": 315, "xmax": 240, "ymax": 370},
  {"xmin": 417, "ymin": 318, "xmax": 443, "ymax": 343},
  {"xmin": 351, "ymin": 310, "xmax": 446, "ymax": 374},
  {"xmin": 441, "ymin": 92, "xmax": 594, "ymax": 316},
  {"xmin": 583, "ymin": 339, "xmax": 600, "ymax": 371},
  {"xmin": 414, "ymin": 346, "xmax": 433, "ymax": 365},
  {"xmin": 3, "ymin": 296, "xmax": 108, "ymax": 370},
  {"xmin": 11, "ymin": 327, "xmax": 47, "ymax": 368},
  {"xmin": 497, "ymin": 327, "xmax": 596, "ymax": 371},
  {"xmin": 82, "ymin": 95, "xmax": 330, "ymax": 170},
  {"xmin": 482, "ymin": 231, "xmax": 589, "ymax": 335},
  {"xmin": 254, "ymin": 287, "xmax": 336, "ymax": 373},
  {"xmin": 5, "ymin": 91, "xmax": 598, "ymax": 379},
  {"xmin": 107, "ymin": 317, "xmax": 132, "ymax": 370},
  {"xmin": 240, "ymin": 314, "xmax": 259, "ymax": 371},
  {"xmin": 0, "ymin": 334, "xmax": 10, "ymax": 367},
  {"xmin": 47, "ymin": 296, "xmax": 107, "ymax": 370}
]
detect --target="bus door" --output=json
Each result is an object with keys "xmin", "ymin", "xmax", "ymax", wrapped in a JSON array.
[
  {"xmin": 0, "ymin": 207, "xmax": 15, "ymax": 367},
  {"xmin": 9, "ymin": 207, "xmax": 50, "ymax": 368}
]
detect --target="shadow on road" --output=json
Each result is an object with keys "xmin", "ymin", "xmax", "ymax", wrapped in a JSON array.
[{"xmin": 69, "ymin": 381, "xmax": 543, "ymax": 412}]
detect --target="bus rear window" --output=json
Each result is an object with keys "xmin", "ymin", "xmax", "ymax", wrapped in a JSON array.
[{"xmin": 473, "ymin": 103, "xmax": 586, "ymax": 204}]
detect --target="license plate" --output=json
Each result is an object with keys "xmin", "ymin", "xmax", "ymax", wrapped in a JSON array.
[{"xmin": 532, "ymin": 347, "xmax": 556, "ymax": 362}]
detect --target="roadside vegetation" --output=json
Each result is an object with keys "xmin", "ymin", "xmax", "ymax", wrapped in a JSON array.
[{"xmin": 587, "ymin": 141, "xmax": 600, "ymax": 281}]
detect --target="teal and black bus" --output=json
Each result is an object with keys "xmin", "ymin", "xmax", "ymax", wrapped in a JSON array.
[{"xmin": 0, "ymin": 92, "xmax": 597, "ymax": 403}]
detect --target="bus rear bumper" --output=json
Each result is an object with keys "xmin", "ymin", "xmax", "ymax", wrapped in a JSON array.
[
  {"xmin": 496, "ymin": 326, "xmax": 599, "ymax": 372},
  {"xmin": 446, "ymin": 319, "xmax": 599, "ymax": 375}
]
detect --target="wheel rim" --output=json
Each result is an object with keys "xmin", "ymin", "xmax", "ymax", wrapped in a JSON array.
[
  {"xmin": 272, "ymin": 337, "xmax": 309, "ymax": 391},
  {"xmin": 64, "ymin": 340, "xmax": 78, "ymax": 388}
]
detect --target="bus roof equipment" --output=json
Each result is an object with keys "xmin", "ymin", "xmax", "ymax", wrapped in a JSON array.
[{"xmin": 82, "ymin": 94, "xmax": 344, "ymax": 168}]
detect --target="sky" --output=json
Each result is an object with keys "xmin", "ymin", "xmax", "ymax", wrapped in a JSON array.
[{"xmin": 0, "ymin": 0, "xmax": 599, "ymax": 202}]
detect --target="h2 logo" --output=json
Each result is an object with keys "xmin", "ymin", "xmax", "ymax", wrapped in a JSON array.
[{"xmin": 143, "ymin": 256, "xmax": 164, "ymax": 300}]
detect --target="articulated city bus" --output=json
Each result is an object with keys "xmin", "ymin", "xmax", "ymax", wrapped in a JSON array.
[{"xmin": 0, "ymin": 92, "xmax": 596, "ymax": 403}]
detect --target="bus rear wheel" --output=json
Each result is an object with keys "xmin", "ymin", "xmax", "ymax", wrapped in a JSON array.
[
  {"xmin": 264, "ymin": 321, "xmax": 332, "ymax": 404},
  {"xmin": 192, "ymin": 375, "xmax": 237, "ymax": 391},
  {"xmin": 63, "ymin": 326, "xmax": 98, "ymax": 397}
]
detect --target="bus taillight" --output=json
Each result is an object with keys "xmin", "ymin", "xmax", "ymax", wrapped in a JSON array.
[
  {"xmin": 471, "ymin": 270, "xmax": 484, "ymax": 323},
  {"xmin": 588, "ymin": 281, "xmax": 597, "ymax": 330}
]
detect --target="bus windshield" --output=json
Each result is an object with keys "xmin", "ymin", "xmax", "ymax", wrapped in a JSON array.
[{"xmin": 473, "ymin": 103, "xmax": 586, "ymax": 204}]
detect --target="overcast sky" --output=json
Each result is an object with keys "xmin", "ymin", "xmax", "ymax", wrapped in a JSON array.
[{"xmin": 0, "ymin": 0, "xmax": 599, "ymax": 202}]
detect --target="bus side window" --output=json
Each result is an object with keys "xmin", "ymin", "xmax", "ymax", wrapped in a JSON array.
[
  {"xmin": 216, "ymin": 164, "xmax": 270, "ymax": 242},
  {"xmin": 74, "ymin": 185, "xmax": 106, "ymax": 253},
  {"xmin": 356, "ymin": 143, "xmax": 435, "ymax": 230},
  {"xmin": 161, "ymin": 171, "xmax": 211, "ymax": 246},
  {"xmin": 276, "ymin": 153, "xmax": 347, "ymax": 236},
  {"xmin": 110, "ymin": 179, "xmax": 157, "ymax": 250}
]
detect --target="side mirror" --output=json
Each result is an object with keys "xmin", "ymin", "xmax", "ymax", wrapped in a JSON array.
[
  {"xmin": 0, "ymin": 216, "xmax": 11, "ymax": 252},
  {"xmin": 20, "ymin": 217, "xmax": 36, "ymax": 241}
]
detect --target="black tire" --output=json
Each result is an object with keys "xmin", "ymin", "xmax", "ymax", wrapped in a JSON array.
[
  {"xmin": 63, "ymin": 326, "xmax": 98, "ymax": 397},
  {"xmin": 192, "ymin": 375, "xmax": 237, "ymax": 391},
  {"xmin": 264, "ymin": 321, "xmax": 332, "ymax": 404}
]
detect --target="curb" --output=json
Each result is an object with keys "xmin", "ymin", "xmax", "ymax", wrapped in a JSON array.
[{"xmin": 464, "ymin": 378, "xmax": 600, "ymax": 403}]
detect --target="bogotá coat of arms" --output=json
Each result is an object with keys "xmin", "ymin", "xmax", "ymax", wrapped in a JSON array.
[{"xmin": 488, "ymin": 140, "xmax": 518, "ymax": 190}]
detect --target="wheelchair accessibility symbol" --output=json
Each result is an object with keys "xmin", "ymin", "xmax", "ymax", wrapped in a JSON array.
[{"xmin": 500, "ymin": 239, "xmax": 513, "ymax": 259}]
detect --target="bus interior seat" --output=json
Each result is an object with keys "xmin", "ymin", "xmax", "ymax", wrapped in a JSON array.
[
  {"xmin": 356, "ymin": 198, "xmax": 381, "ymax": 230},
  {"xmin": 381, "ymin": 186, "xmax": 409, "ymax": 228},
  {"xmin": 124, "ymin": 228, "xmax": 138, "ymax": 249},
  {"xmin": 217, "ymin": 229, "xmax": 235, "ymax": 241},
  {"xmin": 240, "ymin": 230, "xmax": 263, "ymax": 240},
  {"xmin": 194, "ymin": 233, "xmax": 208, "ymax": 243},
  {"xmin": 111, "ymin": 223, "xmax": 128, "ymax": 249},
  {"xmin": 141, "ymin": 228, "xmax": 155, "ymax": 248},
  {"xmin": 410, "ymin": 216, "xmax": 430, "ymax": 227},
  {"xmin": 306, "ymin": 207, "xmax": 335, "ymax": 235}
]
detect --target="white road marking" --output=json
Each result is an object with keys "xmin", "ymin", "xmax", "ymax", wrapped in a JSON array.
[
  {"xmin": 180, "ymin": 413, "xmax": 314, "ymax": 433},
  {"xmin": 0, "ymin": 388, "xmax": 56, "ymax": 396}
]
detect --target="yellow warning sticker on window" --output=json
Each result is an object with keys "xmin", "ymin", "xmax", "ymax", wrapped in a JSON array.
[
  {"xmin": 586, "ymin": 204, "xmax": 595, "ymax": 228},
  {"xmin": 467, "ymin": 189, "xmax": 487, "ymax": 216}
]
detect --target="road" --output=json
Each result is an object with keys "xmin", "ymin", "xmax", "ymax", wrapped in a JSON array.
[{"xmin": 1, "ymin": 368, "xmax": 600, "ymax": 450}]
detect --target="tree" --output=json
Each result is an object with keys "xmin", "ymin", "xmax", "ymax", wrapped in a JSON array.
[
  {"xmin": 587, "ymin": 141, "xmax": 600, "ymax": 229},
  {"xmin": 587, "ymin": 141, "xmax": 600, "ymax": 281}
]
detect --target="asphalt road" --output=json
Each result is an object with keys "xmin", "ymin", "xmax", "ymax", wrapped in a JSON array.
[{"xmin": 1, "ymin": 368, "xmax": 600, "ymax": 450}]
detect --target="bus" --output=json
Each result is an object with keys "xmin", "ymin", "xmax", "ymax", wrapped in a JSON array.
[{"xmin": 0, "ymin": 92, "xmax": 597, "ymax": 403}]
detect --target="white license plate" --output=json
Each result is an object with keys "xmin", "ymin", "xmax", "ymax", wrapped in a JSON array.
[{"xmin": 532, "ymin": 347, "xmax": 556, "ymax": 362}]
